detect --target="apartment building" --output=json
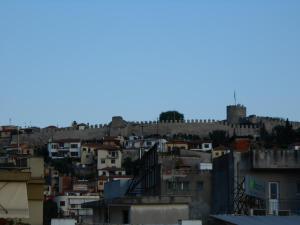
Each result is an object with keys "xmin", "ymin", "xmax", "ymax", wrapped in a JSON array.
[
  {"xmin": 48, "ymin": 139, "xmax": 81, "ymax": 159},
  {"xmin": 0, "ymin": 157, "xmax": 44, "ymax": 225},
  {"xmin": 55, "ymin": 192, "xmax": 99, "ymax": 223}
]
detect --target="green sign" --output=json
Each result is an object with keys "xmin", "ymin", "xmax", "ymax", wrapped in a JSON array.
[{"xmin": 245, "ymin": 175, "xmax": 266, "ymax": 199}]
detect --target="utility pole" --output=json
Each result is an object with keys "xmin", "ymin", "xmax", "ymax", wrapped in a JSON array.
[
  {"xmin": 234, "ymin": 90, "xmax": 237, "ymax": 105},
  {"xmin": 17, "ymin": 126, "xmax": 20, "ymax": 153}
]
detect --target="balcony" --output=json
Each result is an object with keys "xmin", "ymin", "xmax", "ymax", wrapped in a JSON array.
[
  {"xmin": 106, "ymin": 153, "xmax": 118, "ymax": 159},
  {"xmin": 252, "ymin": 149, "xmax": 300, "ymax": 169}
]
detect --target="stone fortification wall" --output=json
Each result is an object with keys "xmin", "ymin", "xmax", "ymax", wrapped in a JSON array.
[
  {"xmin": 256, "ymin": 116, "xmax": 300, "ymax": 131},
  {"xmin": 11, "ymin": 116, "xmax": 300, "ymax": 146},
  {"xmin": 11, "ymin": 125, "xmax": 108, "ymax": 146},
  {"xmin": 124, "ymin": 120, "xmax": 259, "ymax": 137}
]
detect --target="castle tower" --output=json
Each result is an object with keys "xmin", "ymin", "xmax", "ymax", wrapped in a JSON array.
[{"xmin": 227, "ymin": 104, "xmax": 247, "ymax": 124}]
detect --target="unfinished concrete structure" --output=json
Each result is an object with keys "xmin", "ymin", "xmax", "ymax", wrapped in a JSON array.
[{"xmin": 212, "ymin": 149, "xmax": 300, "ymax": 216}]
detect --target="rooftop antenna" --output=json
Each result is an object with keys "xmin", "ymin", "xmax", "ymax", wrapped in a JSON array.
[
  {"xmin": 234, "ymin": 90, "xmax": 237, "ymax": 105},
  {"xmin": 9, "ymin": 118, "xmax": 12, "ymax": 125}
]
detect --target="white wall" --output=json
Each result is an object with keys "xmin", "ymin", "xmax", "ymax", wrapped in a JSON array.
[
  {"xmin": 97, "ymin": 149, "xmax": 122, "ymax": 170},
  {"xmin": 130, "ymin": 204, "xmax": 189, "ymax": 224}
]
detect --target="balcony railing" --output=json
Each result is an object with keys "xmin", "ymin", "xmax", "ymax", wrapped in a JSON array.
[
  {"xmin": 252, "ymin": 150, "xmax": 300, "ymax": 169},
  {"xmin": 251, "ymin": 198, "xmax": 300, "ymax": 215}
]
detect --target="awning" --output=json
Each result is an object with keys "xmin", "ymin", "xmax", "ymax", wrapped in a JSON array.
[{"xmin": 0, "ymin": 182, "xmax": 29, "ymax": 218}]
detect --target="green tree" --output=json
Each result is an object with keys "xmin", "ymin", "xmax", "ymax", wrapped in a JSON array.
[
  {"xmin": 296, "ymin": 128, "xmax": 300, "ymax": 141},
  {"xmin": 51, "ymin": 158, "xmax": 74, "ymax": 175},
  {"xmin": 209, "ymin": 130, "xmax": 229, "ymax": 148},
  {"xmin": 259, "ymin": 123, "xmax": 273, "ymax": 148},
  {"xmin": 159, "ymin": 111, "xmax": 184, "ymax": 122},
  {"xmin": 71, "ymin": 120, "xmax": 77, "ymax": 128},
  {"xmin": 273, "ymin": 119, "xmax": 296, "ymax": 148},
  {"xmin": 34, "ymin": 145, "xmax": 50, "ymax": 162},
  {"xmin": 273, "ymin": 120, "xmax": 297, "ymax": 148},
  {"xmin": 122, "ymin": 157, "xmax": 140, "ymax": 176}
]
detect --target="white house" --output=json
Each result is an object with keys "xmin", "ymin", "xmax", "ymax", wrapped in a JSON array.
[
  {"xmin": 97, "ymin": 144, "xmax": 129, "ymax": 195},
  {"xmin": 188, "ymin": 141, "xmax": 213, "ymax": 152},
  {"xmin": 97, "ymin": 145, "xmax": 122, "ymax": 171},
  {"xmin": 125, "ymin": 137, "xmax": 167, "ymax": 152},
  {"xmin": 48, "ymin": 139, "xmax": 81, "ymax": 159},
  {"xmin": 55, "ymin": 192, "xmax": 99, "ymax": 223},
  {"xmin": 80, "ymin": 143, "xmax": 102, "ymax": 165}
]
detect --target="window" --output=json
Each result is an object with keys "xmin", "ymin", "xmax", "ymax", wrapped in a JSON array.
[
  {"xmin": 101, "ymin": 159, "xmax": 105, "ymax": 164},
  {"xmin": 182, "ymin": 181, "xmax": 189, "ymax": 191},
  {"xmin": 204, "ymin": 144, "xmax": 210, "ymax": 149},
  {"xmin": 122, "ymin": 210, "xmax": 129, "ymax": 224},
  {"xmin": 71, "ymin": 144, "xmax": 78, "ymax": 148},
  {"xmin": 70, "ymin": 152, "xmax": 78, "ymax": 157},
  {"xmin": 102, "ymin": 171, "xmax": 106, "ymax": 176},
  {"xmin": 197, "ymin": 181, "xmax": 204, "ymax": 191},
  {"xmin": 269, "ymin": 182, "xmax": 279, "ymax": 199},
  {"xmin": 111, "ymin": 151, "xmax": 116, "ymax": 157},
  {"xmin": 82, "ymin": 148, "xmax": 87, "ymax": 152},
  {"xmin": 70, "ymin": 204, "xmax": 76, "ymax": 208},
  {"xmin": 51, "ymin": 144, "xmax": 58, "ymax": 149},
  {"xmin": 111, "ymin": 159, "xmax": 115, "ymax": 164},
  {"xmin": 167, "ymin": 181, "xmax": 189, "ymax": 192},
  {"xmin": 60, "ymin": 201, "xmax": 65, "ymax": 206},
  {"xmin": 88, "ymin": 148, "xmax": 91, "ymax": 153},
  {"xmin": 297, "ymin": 182, "xmax": 300, "ymax": 195}
]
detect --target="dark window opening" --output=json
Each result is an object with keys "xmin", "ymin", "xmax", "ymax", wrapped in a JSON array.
[{"xmin": 122, "ymin": 210, "xmax": 129, "ymax": 224}]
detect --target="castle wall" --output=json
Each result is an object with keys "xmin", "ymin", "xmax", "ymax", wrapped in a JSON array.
[
  {"xmin": 123, "ymin": 120, "xmax": 259, "ymax": 138},
  {"xmin": 11, "ymin": 117, "xmax": 300, "ymax": 147}
]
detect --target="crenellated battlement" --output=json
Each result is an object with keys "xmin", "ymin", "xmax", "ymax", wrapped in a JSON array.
[{"xmin": 11, "ymin": 106, "xmax": 300, "ymax": 146}]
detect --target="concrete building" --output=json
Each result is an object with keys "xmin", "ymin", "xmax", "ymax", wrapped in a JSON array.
[
  {"xmin": 92, "ymin": 147, "xmax": 212, "ymax": 223},
  {"xmin": 0, "ymin": 157, "xmax": 44, "ymax": 225},
  {"xmin": 188, "ymin": 141, "xmax": 213, "ymax": 152},
  {"xmin": 212, "ymin": 146, "xmax": 230, "ymax": 159},
  {"xmin": 125, "ymin": 136, "xmax": 168, "ymax": 152},
  {"xmin": 212, "ymin": 149, "xmax": 300, "ymax": 215},
  {"xmin": 160, "ymin": 151, "xmax": 212, "ymax": 222},
  {"xmin": 97, "ymin": 145, "xmax": 122, "ymax": 171},
  {"xmin": 96, "ymin": 144, "xmax": 127, "ymax": 195},
  {"xmin": 166, "ymin": 140, "xmax": 189, "ymax": 151},
  {"xmin": 48, "ymin": 139, "xmax": 81, "ymax": 159},
  {"xmin": 80, "ymin": 143, "xmax": 101, "ymax": 165},
  {"xmin": 84, "ymin": 196, "xmax": 191, "ymax": 224},
  {"xmin": 55, "ymin": 192, "xmax": 99, "ymax": 223},
  {"xmin": 4, "ymin": 143, "xmax": 34, "ymax": 155}
]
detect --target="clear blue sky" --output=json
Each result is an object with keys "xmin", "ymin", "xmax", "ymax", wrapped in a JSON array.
[{"xmin": 1, "ymin": 1, "xmax": 300, "ymax": 127}]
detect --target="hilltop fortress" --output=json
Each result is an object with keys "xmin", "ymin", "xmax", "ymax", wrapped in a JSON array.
[{"xmin": 13, "ymin": 104, "xmax": 300, "ymax": 146}]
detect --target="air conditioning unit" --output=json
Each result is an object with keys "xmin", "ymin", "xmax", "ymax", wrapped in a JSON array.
[
  {"xmin": 278, "ymin": 210, "xmax": 291, "ymax": 216},
  {"xmin": 250, "ymin": 208, "xmax": 267, "ymax": 216}
]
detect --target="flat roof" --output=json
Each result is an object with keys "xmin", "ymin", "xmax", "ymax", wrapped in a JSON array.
[
  {"xmin": 83, "ymin": 195, "xmax": 191, "ymax": 208},
  {"xmin": 211, "ymin": 215, "xmax": 300, "ymax": 225}
]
